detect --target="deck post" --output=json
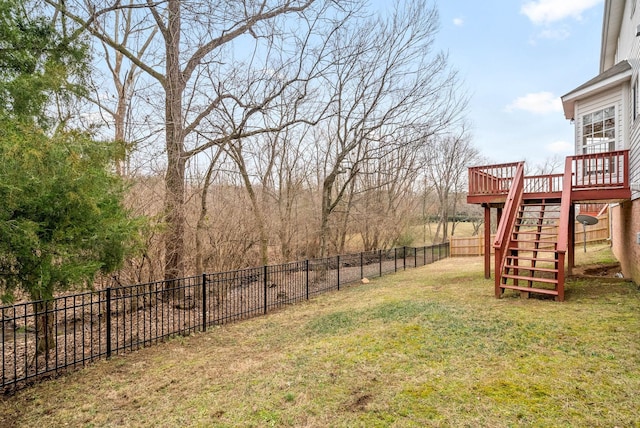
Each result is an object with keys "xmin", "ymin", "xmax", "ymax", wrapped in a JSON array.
[
  {"xmin": 483, "ymin": 204, "xmax": 491, "ymax": 279},
  {"xmin": 567, "ymin": 203, "xmax": 575, "ymax": 275}
]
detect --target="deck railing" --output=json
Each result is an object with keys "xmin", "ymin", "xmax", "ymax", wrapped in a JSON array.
[
  {"xmin": 468, "ymin": 162, "xmax": 520, "ymax": 196},
  {"xmin": 571, "ymin": 149, "xmax": 629, "ymax": 189},
  {"xmin": 523, "ymin": 173, "xmax": 564, "ymax": 194},
  {"xmin": 468, "ymin": 150, "xmax": 630, "ymax": 200},
  {"xmin": 492, "ymin": 162, "xmax": 524, "ymax": 297}
]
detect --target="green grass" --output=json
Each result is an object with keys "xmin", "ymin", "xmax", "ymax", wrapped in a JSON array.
[{"xmin": 1, "ymin": 245, "xmax": 639, "ymax": 427}]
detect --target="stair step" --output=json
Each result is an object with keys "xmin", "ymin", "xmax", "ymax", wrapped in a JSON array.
[
  {"xmin": 512, "ymin": 239, "xmax": 556, "ymax": 244},
  {"xmin": 508, "ymin": 245, "xmax": 556, "ymax": 251},
  {"xmin": 504, "ymin": 265, "xmax": 559, "ymax": 274},
  {"xmin": 517, "ymin": 234, "xmax": 556, "ymax": 244},
  {"xmin": 513, "ymin": 231, "xmax": 558, "ymax": 236},
  {"xmin": 502, "ymin": 274, "xmax": 558, "ymax": 285},
  {"xmin": 514, "ymin": 226, "xmax": 557, "ymax": 231},
  {"xmin": 519, "ymin": 206, "xmax": 559, "ymax": 210},
  {"xmin": 516, "ymin": 216, "xmax": 559, "ymax": 220},
  {"xmin": 500, "ymin": 285, "xmax": 559, "ymax": 296},
  {"xmin": 506, "ymin": 255, "xmax": 558, "ymax": 263}
]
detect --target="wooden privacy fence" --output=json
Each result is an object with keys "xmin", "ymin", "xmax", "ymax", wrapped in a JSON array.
[{"xmin": 450, "ymin": 211, "xmax": 609, "ymax": 257}]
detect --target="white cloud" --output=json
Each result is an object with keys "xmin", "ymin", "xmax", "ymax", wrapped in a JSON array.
[
  {"xmin": 527, "ymin": 26, "xmax": 571, "ymax": 45},
  {"xmin": 521, "ymin": 0, "xmax": 603, "ymax": 25},
  {"xmin": 537, "ymin": 27, "xmax": 571, "ymax": 40},
  {"xmin": 506, "ymin": 92, "xmax": 562, "ymax": 114},
  {"xmin": 546, "ymin": 140, "xmax": 574, "ymax": 153},
  {"xmin": 453, "ymin": 17, "xmax": 464, "ymax": 27}
]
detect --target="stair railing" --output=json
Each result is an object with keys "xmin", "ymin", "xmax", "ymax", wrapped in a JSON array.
[
  {"xmin": 555, "ymin": 156, "xmax": 573, "ymax": 302},
  {"xmin": 493, "ymin": 162, "xmax": 525, "ymax": 297}
]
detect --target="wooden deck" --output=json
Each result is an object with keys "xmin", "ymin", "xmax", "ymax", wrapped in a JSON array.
[
  {"xmin": 468, "ymin": 150, "xmax": 630, "ymax": 205},
  {"xmin": 467, "ymin": 150, "xmax": 630, "ymax": 302}
]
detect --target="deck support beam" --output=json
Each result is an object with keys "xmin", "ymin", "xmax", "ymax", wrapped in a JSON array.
[
  {"xmin": 568, "ymin": 203, "xmax": 575, "ymax": 276},
  {"xmin": 484, "ymin": 204, "xmax": 491, "ymax": 279}
]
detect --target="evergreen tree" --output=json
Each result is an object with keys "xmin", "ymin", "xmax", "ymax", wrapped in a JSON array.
[
  {"xmin": 0, "ymin": 0, "xmax": 142, "ymax": 354},
  {"xmin": 0, "ymin": 0, "xmax": 86, "ymax": 123}
]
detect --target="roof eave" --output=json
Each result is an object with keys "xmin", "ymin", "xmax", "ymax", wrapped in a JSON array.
[{"xmin": 561, "ymin": 66, "xmax": 632, "ymax": 120}]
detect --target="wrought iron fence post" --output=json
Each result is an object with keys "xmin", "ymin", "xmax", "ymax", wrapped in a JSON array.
[
  {"xmin": 202, "ymin": 273, "xmax": 207, "ymax": 332},
  {"xmin": 34, "ymin": 302, "xmax": 39, "ymax": 375},
  {"xmin": 106, "ymin": 287, "xmax": 112, "ymax": 359},
  {"xmin": 403, "ymin": 246, "xmax": 407, "ymax": 270},
  {"xmin": 414, "ymin": 247, "xmax": 417, "ymax": 267},
  {"xmin": 394, "ymin": 248, "xmax": 397, "ymax": 272},
  {"xmin": 337, "ymin": 255, "xmax": 340, "ymax": 290},
  {"xmin": 379, "ymin": 249, "xmax": 382, "ymax": 277},
  {"xmin": 306, "ymin": 260, "xmax": 309, "ymax": 300},
  {"xmin": 263, "ymin": 265, "xmax": 268, "ymax": 315},
  {"xmin": 360, "ymin": 252, "xmax": 364, "ymax": 279},
  {"xmin": 424, "ymin": 245, "xmax": 427, "ymax": 266}
]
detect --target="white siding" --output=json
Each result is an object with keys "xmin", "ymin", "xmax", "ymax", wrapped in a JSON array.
[
  {"xmin": 575, "ymin": 86, "xmax": 625, "ymax": 151},
  {"xmin": 611, "ymin": 0, "xmax": 640, "ymax": 200}
]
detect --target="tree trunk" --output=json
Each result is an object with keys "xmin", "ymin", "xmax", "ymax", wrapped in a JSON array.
[
  {"xmin": 164, "ymin": 0, "xmax": 186, "ymax": 284},
  {"xmin": 243, "ymin": 174, "xmax": 270, "ymax": 266},
  {"xmin": 34, "ymin": 300, "xmax": 55, "ymax": 358},
  {"xmin": 319, "ymin": 180, "xmax": 333, "ymax": 258},
  {"xmin": 337, "ymin": 177, "xmax": 357, "ymax": 254}
]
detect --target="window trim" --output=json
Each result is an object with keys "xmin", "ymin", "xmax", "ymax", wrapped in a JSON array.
[{"xmin": 581, "ymin": 105, "xmax": 616, "ymax": 153}]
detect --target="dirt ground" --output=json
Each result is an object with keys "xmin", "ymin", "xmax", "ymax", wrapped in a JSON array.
[{"xmin": 570, "ymin": 262, "xmax": 624, "ymax": 279}]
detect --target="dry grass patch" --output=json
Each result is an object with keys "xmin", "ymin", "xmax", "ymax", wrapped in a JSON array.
[{"xmin": 1, "ymin": 244, "xmax": 639, "ymax": 427}]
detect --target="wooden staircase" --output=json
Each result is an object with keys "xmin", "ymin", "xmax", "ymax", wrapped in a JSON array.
[
  {"xmin": 499, "ymin": 200, "xmax": 562, "ymax": 299},
  {"xmin": 492, "ymin": 158, "xmax": 572, "ymax": 302},
  {"xmin": 469, "ymin": 150, "xmax": 631, "ymax": 302}
]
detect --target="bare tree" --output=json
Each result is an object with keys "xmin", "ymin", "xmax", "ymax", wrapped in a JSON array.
[
  {"xmin": 45, "ymin": 0, "xmax": 352, "ymax": 281},
  {"xmin": 195, "ymin": 147, "xmax": 225, "ymax": 276},
  {"xmin": 354, "ymin": 141, "xmax": 421, "ymax": 251},
  {"xmin": 314, "ymin": 0, "xmax": 464, "ymax": 257},
  {"xmin": 423, "ymin": 127, "xmax": 479, "ymax": 243},
  {"xmin": 257, "ymin": 126, "xmax": 313, "ymax": 262},
  {"xmin": 83, "ymin": 0, "xmax": 159, "ymax": 176}
]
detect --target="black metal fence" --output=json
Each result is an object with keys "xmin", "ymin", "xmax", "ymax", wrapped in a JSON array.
[{"xmin": 1, "ymin": 243, "xmax": 449, "ymax": 393}]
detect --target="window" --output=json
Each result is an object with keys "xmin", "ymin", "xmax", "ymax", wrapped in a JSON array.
[
  {"xmin": 581, "ymin": 106, "xmax": 616, "ymax": 176},
  {"xmin": 582, "ymin": 106, "xmax": 615, "ymax": 154}
]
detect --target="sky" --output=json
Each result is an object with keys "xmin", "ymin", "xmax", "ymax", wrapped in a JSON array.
[{"xmin": 418, "ymin": 0, "xmax": 605, "ymax": 168}]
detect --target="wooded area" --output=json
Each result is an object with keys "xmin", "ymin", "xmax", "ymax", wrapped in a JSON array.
[
  {"xmin": 34, "ymin": 0, "xmax": 480, "ymax": 286},
  {"xmin": 1, "ymin": 1, "xmax": 481, "ymax": 303}
]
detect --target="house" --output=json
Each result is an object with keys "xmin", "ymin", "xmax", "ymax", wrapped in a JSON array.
[
  {"xmin": 561, "ymin": 0, "xmax": 640, "ymax": 285},
  {"xmin": 466, "ymin": 0, "xmax": 636, "ymax": 301}
]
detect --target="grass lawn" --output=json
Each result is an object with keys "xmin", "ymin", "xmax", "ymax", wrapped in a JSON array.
[{"xmin": 1, "ymin": 245, "xmax": 639, "ymax": 427}]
